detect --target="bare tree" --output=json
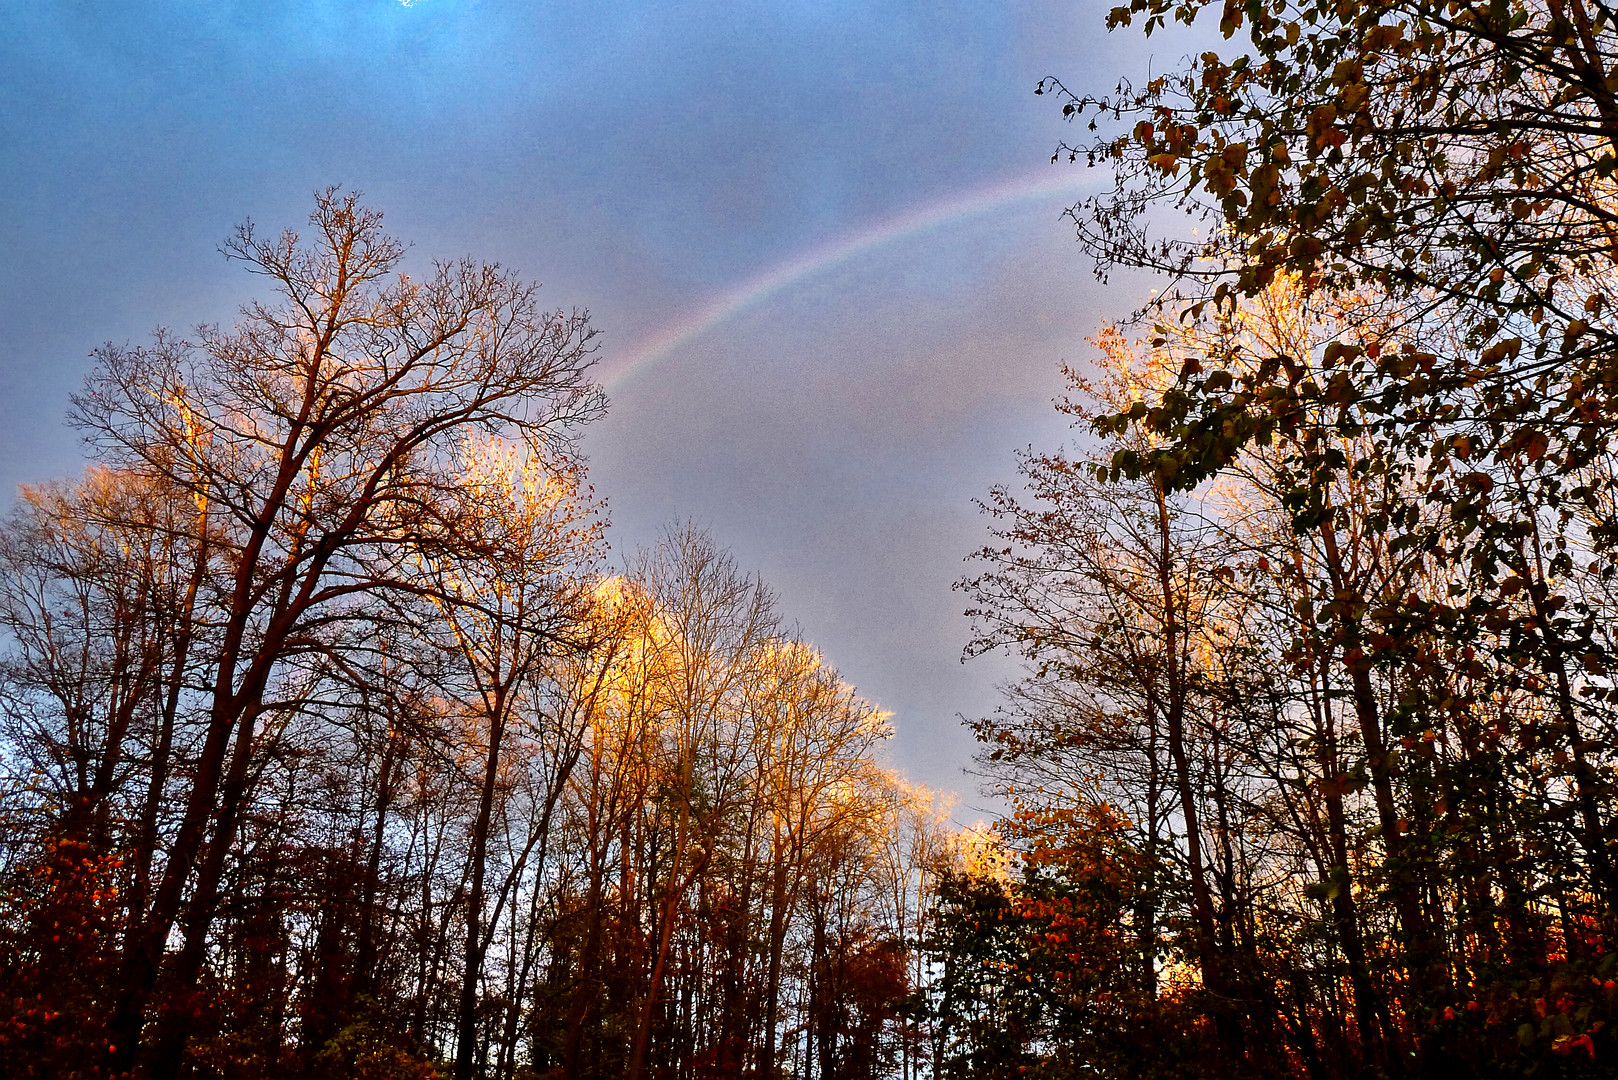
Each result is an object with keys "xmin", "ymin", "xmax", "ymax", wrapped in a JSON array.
[
  {"xmin": 623, "ymin": 525, "xmax": 779, "ymax": 1080},
  {"xmin": 69, "ymin": 189, "xmax": 603, "ymax": 1074},
  {"xmin": 418, "ymin": 438, "xmax": 603, "ymax": 1080}
]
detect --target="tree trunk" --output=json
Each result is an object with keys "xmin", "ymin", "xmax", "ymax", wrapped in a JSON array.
[
  {"xmin": 456, "ymin": 704, "xmax": 508, "ymax": 1080},
  {"xmin": 627, "ymin": 799, "xmax": 693, "ymax": 1080},
  {"xmin": 1317, "ymin": 516, "xmax": 1442, "ymax": 1009}
]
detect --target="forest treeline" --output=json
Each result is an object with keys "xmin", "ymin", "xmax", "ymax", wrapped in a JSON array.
[
  {"xmin": 930, "ymin": 0, "xmax": 1618, "ymax": 1076},
  {"xmin": 0, "ymin": 194, "xmax": 959, "ymax": 1080},
  {"xmin": 11, "ymin": 0, "xmax": 1618, "ymax": 1075}
]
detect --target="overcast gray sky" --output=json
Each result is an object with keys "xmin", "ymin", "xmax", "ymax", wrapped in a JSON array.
[{"xmin": 0, "ymin": 0, "xmax": 1160, "ymax": 814}]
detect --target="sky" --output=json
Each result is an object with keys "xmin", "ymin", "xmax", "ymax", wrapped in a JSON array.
[{"xmin": 0, "ymin": 0, "xmax": 1163, "ymax": 817}]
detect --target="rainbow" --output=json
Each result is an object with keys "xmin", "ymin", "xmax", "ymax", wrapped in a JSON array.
[{"xmin": 599, "ymin": 168, "xmax": 1103, "ymax": 389}]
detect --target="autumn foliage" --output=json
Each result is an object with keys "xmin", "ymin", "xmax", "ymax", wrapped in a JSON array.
[
  {"xmin": 10, "ymin": 0, "xmax": 1618, "ymax": 1073},
  {"xmin": 0, "ymin": 193, "xmax": 946, "ymax": 1080},
  {"xmin": 926, "ymin": 0, "xmax": 1618, "ymax": 1073}
]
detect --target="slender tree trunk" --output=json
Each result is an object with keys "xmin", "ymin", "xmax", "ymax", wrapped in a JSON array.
[
  {"xmin": 146, "ymin": 692, "xmax": 268, "ymax": 1075},
  {"xmin": 121, "ymin": 555, "xmax": 200, "ymax": 970},
  {"xmin": 762, "ymin": 851, "xmax": 792, "ymax": 1079},
  {"xmin": 1514, "ymin": 532, "xmax": 1618, "ymax": 930},
  {"xmin": 1311, "ymin": 671, "xmax": 1398, "ymax": 1074},
  {"xmin": 561, "ymin": 839, "xmax": 607, "ymax": 1078},
  {"xmin": 456, "ymin": 703, "xmax": 509, "ymax": 1080},
  {"xmin": 628, "ymin": 799, "xmax": 693, "ymax": 1080},
  {"xmin": 1319, "ymin": 520, "xmax": 1444, "ymax": 1006},
  {"xmin": 354, "ymin": 730, "xmax": 400, "ymax": 1002},
  {"xmin": 1150, "ymin": 483, "xmax": 1243, "ymax": 1064}
]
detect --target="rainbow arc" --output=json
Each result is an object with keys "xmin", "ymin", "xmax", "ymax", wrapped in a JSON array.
[{"xmin": 600, "ymin": 169, "xmax": 1100, "ymax": 389}]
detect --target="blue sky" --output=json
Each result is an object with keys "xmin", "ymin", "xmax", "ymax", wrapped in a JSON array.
[{"xmin": 0, "ymin": 0, "xmax": 1158, "ymax": 812}]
